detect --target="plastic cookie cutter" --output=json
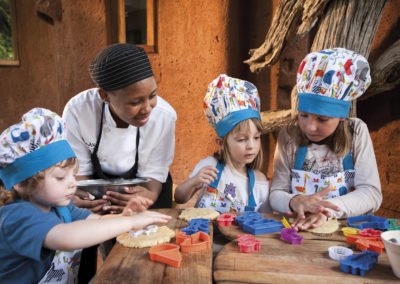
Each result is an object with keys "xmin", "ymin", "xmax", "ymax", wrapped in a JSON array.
[
  {"xmin": 359, "ymin": 228, "xmax": 382, "ymax": 238},
  {"xmin": 149, "ymin": 243, "xmax": 182, "ymax": 268},
  {"xmin": 237, "ymin": 234, "xmax": 261, "ymax": 253},
  {"xmin": 181, "ymin": 218, "xmax": 210, "ymax": 235},
  {"xmin": 177, "ymin": 231, "xmax": 211, "ymax": 253},
  {"xmin": 342, "ymin": 227, "xmax": 360, "ymax": 237},
  {"xmin": 242, "ymin": 218, "xmax": 283, "ymax": 235},
  {"xmin": 339, "ymin": 251, "xmax": 379, "ymax": 276},
  {"xmin": 129, "ymin": 225, "xmax": 158, "ymax": 237},
  {"xmin": 217, "ymin": 213, "xmax": 236, "ymax": 227},
  {"xmin": 328, "ymin": 246, "xmax": 353, "ymax": 261},
  {"xmin": 235, "ymin": 211, "xmax": 263, "ymax": 227},
  {"xmin": 388, "ymin": 219, "xmax": 400, "ymax": 230},
  {"xmin": 281, "ymin": 217, "xmax": 291, "ymax": 229},
  {"xmin": 345, "ymin": 235, "xmax": 384, "ymax": 254},
  {"xmin": 347, "ymin": 215, "xmax": 389, "ymax": 230},
  {"xmin": 280, "ymin": 228, "xmax": 304, "ymax": 245}
]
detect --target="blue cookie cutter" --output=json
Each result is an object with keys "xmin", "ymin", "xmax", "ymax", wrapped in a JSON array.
[
  {"xmin": 347, "ymin": 215, "xmax": 389, "ymax": 230},
  {"xmin": 339, "ymin": 251, "xmax": 379, "ymax": 276},
  {"xmin": 181, "ymin": 218, "xmax": 210, "ymax": 235},
  {"xmin": 242, "ymin": 218, "xmax": 283, "ymax": 235},
  {"xmin": 235, "ymin": 211, "xmax": 263, "ymax": 227}
]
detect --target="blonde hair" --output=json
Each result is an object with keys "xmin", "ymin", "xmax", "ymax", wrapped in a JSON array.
[
  {"xmin": 214, "ymin": 118, "xmax": 264, "ymax": 170},
  {"xmin": 0, "ymin": 158, "xmax": 77, "ymax": 206},
  {"xmin": 288, "ymin": 115, "xmax": 353, "ymax": 157}
]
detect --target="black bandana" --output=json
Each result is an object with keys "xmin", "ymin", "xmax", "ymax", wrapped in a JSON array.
[{"xmin": 89, "ymin": 44, "xmax": 153, "ymax": 91}]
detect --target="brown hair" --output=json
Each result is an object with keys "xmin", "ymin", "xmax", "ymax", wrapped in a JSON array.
[
  {"xmin": 0, "ymin": 158, "xmax": 77, "ymax": 206},
  {"xmin": 214, "ymin": 118, "xmax": 264, "ymax": 171},
  {"xmin": 288, "ymin": 115, "xmax": 353, "ymax": 157}
]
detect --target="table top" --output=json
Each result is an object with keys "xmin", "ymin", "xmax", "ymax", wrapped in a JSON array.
[
  {"xmin": 92, "ymin": 208, "xmax": 213, "ymax": 284},
  {"xmin": 214, "ymin": 231, "xmax": 400, "ymax": 283}
]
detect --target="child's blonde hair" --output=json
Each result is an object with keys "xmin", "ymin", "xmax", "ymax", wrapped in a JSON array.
[
  {"xmin": 288, "ymin": 115, "xmax": 353, "ymax": 157},
  {"xmin": 214, "ymin": 118, "xmax": 264, "ymax": 170},
  {"xmin": 0, "ymin": 158, "xmax": 77, "ymax": 206}
]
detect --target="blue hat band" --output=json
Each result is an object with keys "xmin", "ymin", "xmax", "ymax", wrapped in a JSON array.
[
  {"xmin": 215, "ymin": 109, "xmax": 261, "ymax": 137},
  {"xmin": 297, "ymin": 93, "xmax": 351, "ymax": 118},
  {"xmin": 0, "ymin": 140, "xmax": 76, "ymax": 189}
]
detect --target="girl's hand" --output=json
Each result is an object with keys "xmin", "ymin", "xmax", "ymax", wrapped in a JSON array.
[
  {"xmin": 194, "ymin": 166, "xmax": 218, "ymax": 188},
  {"xmin": 130, "ymin": 211, "xmax": 172, "ymax": 230},
  {"xmin": 289, "ymin": 187, "xmax": 340, "ymax": 220},
  {"xmin": 292, "ymin": 212, "xmax": 329, "ymax": 231},
  {"xmin": 122, "ymin": 196, "xmax": 153, "ymax": 216}
]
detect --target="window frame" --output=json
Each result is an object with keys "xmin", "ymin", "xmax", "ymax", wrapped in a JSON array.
[
  {"xmin": 117, "ymin": 0, "xmax": 156, "ymax": 53},
  {"xmin": 0, "ymin": 0, "xmax": 19, "ymax": 66}
]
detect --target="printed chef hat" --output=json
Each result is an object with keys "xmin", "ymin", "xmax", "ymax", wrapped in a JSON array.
[
  {"xmin": 297, "ymin": 47, "xmax": 371, "ymax": 118},
  {"xmin": 0, "ymin": 108, "xmax": 76, "ymax": 189},
  {"xmin": 203, "ymin": 74, "xmax": 261, "ymax": 137}
]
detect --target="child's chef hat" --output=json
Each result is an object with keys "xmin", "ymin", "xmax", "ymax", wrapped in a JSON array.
[
  {"xmin": 0, "ymin": 108, "xmax": 76, "ymax": 189},
  {"xmin": 297, "ymin": 48, "xmax": 371, "ymax": 118},
  {"xmin": 203, "ymin": 74, "xmax": 261, "ymax": 137}
]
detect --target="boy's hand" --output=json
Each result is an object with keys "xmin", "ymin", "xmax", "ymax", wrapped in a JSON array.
[
  {"xmin": 194, "ymin": 166, "xmax": 218, "ymax": 188},
  {"xmin": 130, "ymin": 211, "xmax": 172, "ymax": 230},
  {"xmin": 122, "ymin": 196, "xmax": 153, "ymax": 216}
]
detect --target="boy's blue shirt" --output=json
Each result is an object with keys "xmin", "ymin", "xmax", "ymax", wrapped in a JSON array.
[{"xmin": 0, "ymin": 200, "xmax": 90, "ymax": 283}]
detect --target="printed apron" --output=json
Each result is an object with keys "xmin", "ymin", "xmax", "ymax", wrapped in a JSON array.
[
  {"xmin": 39, "ymin": 208, "xmax": 81, "ymax": 284},
  {"xmin": 291, "ymin": 146, "xmax": 355, "ymax": 198},
  {"xmin": 197, "ymin": 162, "xmax": 257, "ymax": 213}
]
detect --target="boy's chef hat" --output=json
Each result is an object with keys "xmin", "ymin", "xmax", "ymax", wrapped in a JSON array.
[
  {"xmin": 0, "ymin": 108, "xmax": 76, "ymax": 189},
  {"xmin": 297, "ymin": 47, "xmax": 371, "ymax": 118},
  {"xmin": 203, "ymin": 74, "xmax": 261, "ymax": 137}
]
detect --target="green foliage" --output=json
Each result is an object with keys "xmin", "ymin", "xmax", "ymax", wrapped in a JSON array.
[{"xmin": 0, "ymin": 0, "xmax": 14, "ymax": 60}]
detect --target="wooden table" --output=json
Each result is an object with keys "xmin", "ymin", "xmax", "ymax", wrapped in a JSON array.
[
  {"xmin": 214, "ymin": 216, "xmax": 400, "ymax": 283},
  {"xmin": 92, "ymin": 209, "xmax": 213, "ymax": 284}
]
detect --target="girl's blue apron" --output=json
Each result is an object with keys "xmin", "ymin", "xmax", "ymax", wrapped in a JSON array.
[
  {"xmin": 291, "ymin": 146, "xmax": 355, "ymax": 198},
  {"xmin": 197, "ymin": 162, "xmax": 257, "ymax": 213}
]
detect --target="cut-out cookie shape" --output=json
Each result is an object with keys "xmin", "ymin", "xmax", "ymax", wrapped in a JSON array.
[
  {"xmin": 117, "ymin": 226, "xmax": 175, "ymax": 248},
  {"xmin": 149, "ymin": 243, "xmax": 182, "ymax": 268}
]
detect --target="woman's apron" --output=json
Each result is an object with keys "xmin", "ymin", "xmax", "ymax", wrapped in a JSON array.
[
  {"xmin": 38, "ymin": 208, "xmax": 81, "ymax": 284},
  {"xmin": 291, "ymin": 146, "xmax": 355, "ymax": 198},
  {"xmin": 197, "ymin": 162, "xmax": 257, "ymax": 213}
]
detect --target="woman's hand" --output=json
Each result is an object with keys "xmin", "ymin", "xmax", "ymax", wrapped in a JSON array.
[
  {"xmin": 288, "ymin": 187, "xmax": 340, "ymax": 220},
  {"xmin": 122, "ymin": 196, "xmax": 154, "ymax": 216},
  {"xmin": 102, "ymin": 185, "xmax": 155, "ymax": 214},
  {"xmin": 73, "ymin": 189, "xmax": 108, "ymax": 214},
  {"xmin": 292, "ymin": 212, "xmax": 329, "ymax": 231}
]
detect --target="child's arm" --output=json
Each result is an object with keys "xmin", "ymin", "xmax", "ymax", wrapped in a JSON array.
[
  {"xmin": 43, "ymin": 210, "xmax": 171, "ymax": 251},
  {"xmin": 174, "ymin": 165, "xmax": 218, "ymax": 204}
]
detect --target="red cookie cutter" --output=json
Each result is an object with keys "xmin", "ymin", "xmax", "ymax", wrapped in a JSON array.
[
  {"xmin": 346, "ymin": 235, "xmax": 384, "ymax": 254},
  {"xmin": 217, "ymin": 213, "xmax": 236, "ymax": 227},
  {"xmin": 149, "ymin": 243, "xmax": 182, "ymax": 268},
  {"xmin": 237, "ymin": 234, "xmax": 261, "ymax": 253}
]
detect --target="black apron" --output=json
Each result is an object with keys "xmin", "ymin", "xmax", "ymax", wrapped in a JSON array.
[{"xmin": 78, "ymin": 103, "xmax": 172, "ymax": 283}]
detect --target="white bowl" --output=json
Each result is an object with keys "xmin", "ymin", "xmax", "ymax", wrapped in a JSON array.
[{"xmin": 381, "ymin": 230, "xmax": 400, "ymax": 278}]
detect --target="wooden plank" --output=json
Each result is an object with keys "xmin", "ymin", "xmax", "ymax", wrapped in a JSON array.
[
  {"xmin": 214, "ymin": 238, "xmax": 399, "ymax": 283},
  {"xmin": 93, "ymin": 209, "xmax": 213, "ymax": 284},
  {"xmin": 218, "ymin": 214, "xmax": 346, "ymax": 241}
]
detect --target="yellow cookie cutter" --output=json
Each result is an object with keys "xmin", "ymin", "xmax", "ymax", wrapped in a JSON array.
[
  {"xmin": 341, "ymin": 227, "xmax": 360, "ymax": 236},
  {"xmin": 281, "ymin": 217, "xmax": 292, "ymax": 229}
]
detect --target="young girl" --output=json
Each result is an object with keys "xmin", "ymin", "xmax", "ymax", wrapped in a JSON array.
[
  {"xmin": 0, "ymin": 108, "xmax": 171, "ymax": 283},
  {"xmin": 174, "ymin": 74, "xmax": 271, "ymax": 213},
  {"xmin": 270, "ymin": 48, "xmax": 382, "ymax": 230}
]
